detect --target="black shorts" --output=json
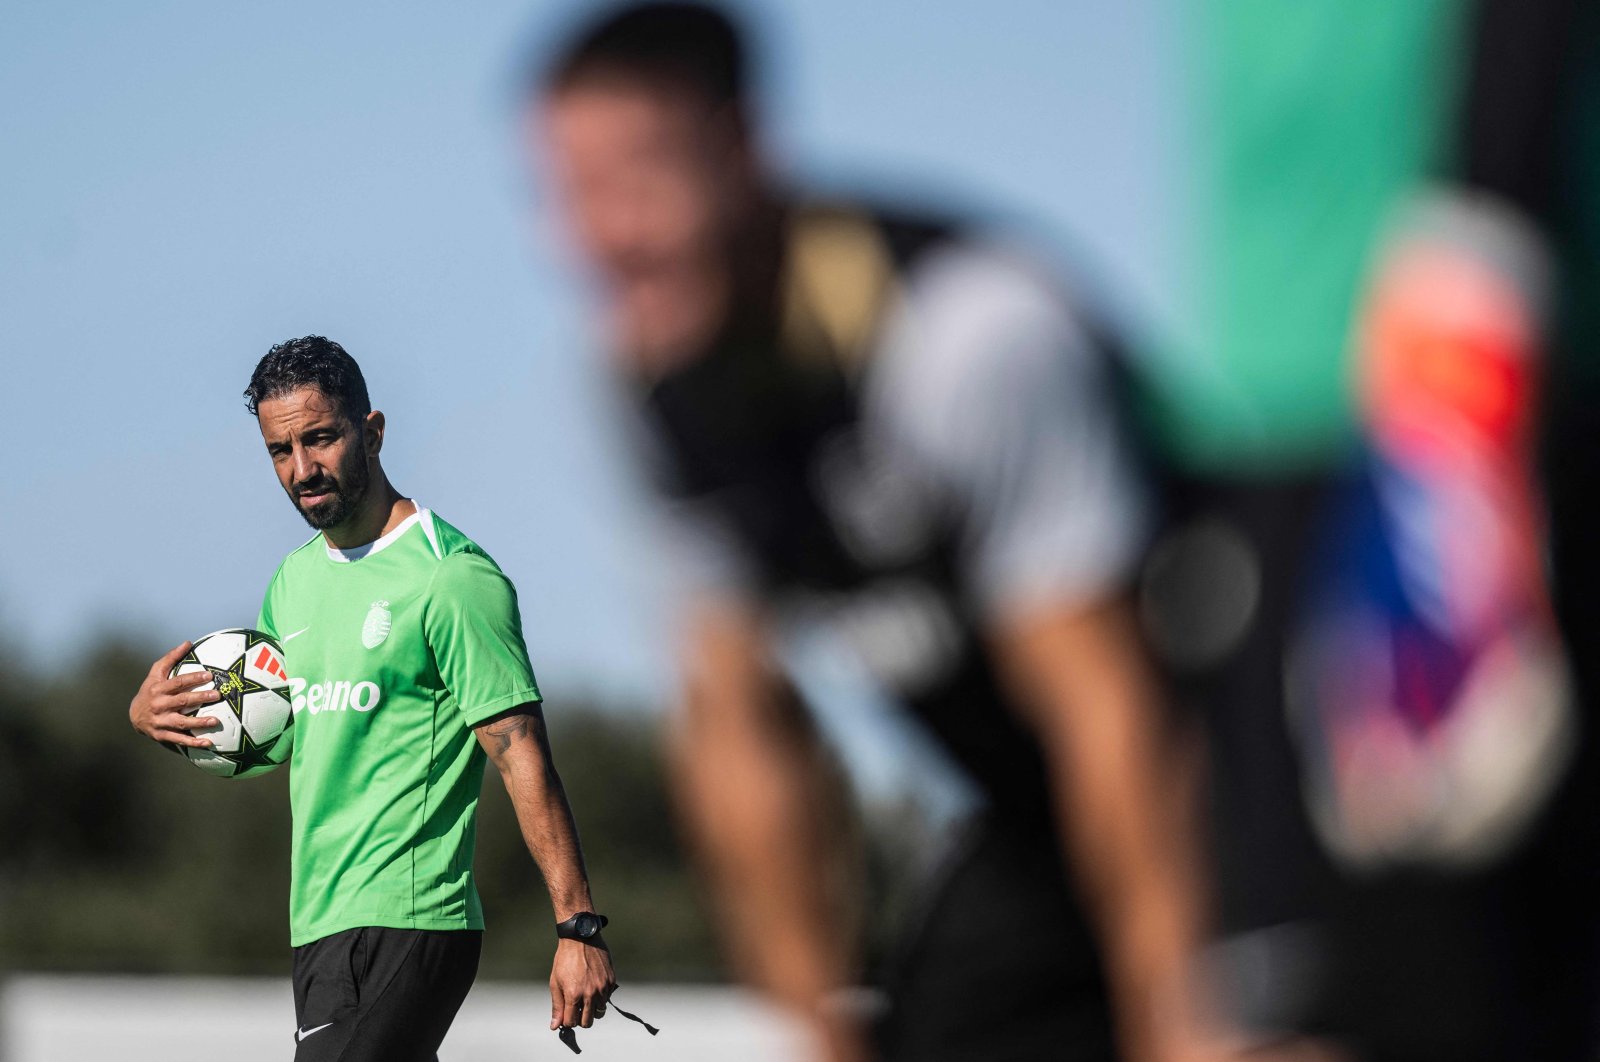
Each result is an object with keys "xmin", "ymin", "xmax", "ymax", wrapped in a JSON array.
[
  {"xmin": 874, "ymin": 815, "xmax": 1117, "ymax": 1062},
  {"xmin": 291, "ymin": 926, "xmax": 482, "ymax": 1062}
]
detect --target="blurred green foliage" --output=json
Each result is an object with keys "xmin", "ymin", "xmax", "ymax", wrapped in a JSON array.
[
  {"xmin": 0, "ymin": 633, "xmax": 941, "ymax": 987},
  {"xmin": 0, "ymin": 635, "xmax": 724, "ymax": 981}
]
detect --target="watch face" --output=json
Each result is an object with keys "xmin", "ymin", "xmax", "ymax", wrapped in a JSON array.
[{"xmin": 575, "ymin": 914, "xmax": 599, "ymax": 938}]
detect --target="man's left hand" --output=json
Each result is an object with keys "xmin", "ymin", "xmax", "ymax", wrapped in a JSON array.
[{"xmin": 550, "ymin": 937, "xmax": 617, "ymax": 1030}]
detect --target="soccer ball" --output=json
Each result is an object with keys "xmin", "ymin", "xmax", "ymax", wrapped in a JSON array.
[{"xmin": 169, "ymin": 628, "xmax": 294, "ymax": 778}]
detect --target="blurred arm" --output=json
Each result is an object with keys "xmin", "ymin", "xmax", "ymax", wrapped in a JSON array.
[
  {"xmin": 993, "ymin": 599, "xmax": 1216, "ymax": 1062},
  {"xmin": 874, "ymin": 253, "xmax": 1225, "ymax": 1058},
  {"xmin": 669, "ymin": 599, "xmax": 869, "ymax": 1062}
]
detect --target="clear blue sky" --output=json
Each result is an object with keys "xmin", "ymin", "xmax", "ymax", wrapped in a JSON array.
[{"xmin": 0, "ymin": 0, "xmax": 1180, "ymax": 709}]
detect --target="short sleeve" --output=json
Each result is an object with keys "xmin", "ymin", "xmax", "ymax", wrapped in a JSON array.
[
  {"xmin": 872, "ymin": 245, "xmax": 1150, "ymax": 619},
  {"xmin": 424, "ymin": 550, "xmax": 543, "ymax": 727}
]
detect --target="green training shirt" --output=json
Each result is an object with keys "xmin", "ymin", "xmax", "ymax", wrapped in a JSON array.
[{"xmin": 257, "ymin": 506, "xmax": 541, "ymax": 947}]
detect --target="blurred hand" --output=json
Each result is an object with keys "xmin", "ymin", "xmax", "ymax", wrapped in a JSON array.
[
  {"xmin": 1146, "ymin": 1021, "xmax": 1354, "ymax": 1062},
  {"xmin": 810, "ymin": 1013, "xmax": 874, "ymax": 1062},
  {"xmin": 1234, "ymin": 1039, "xmax": 1355, "ymax": 1062},
  {"xmin": 549, "ymin": 937, "xmax": 617, "ymax": 1030},
  {"xmin": 128, "ymin": 641, "xmax": 222, "ymax": 749}
]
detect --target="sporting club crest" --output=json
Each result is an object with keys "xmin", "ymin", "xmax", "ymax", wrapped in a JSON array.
[{"xmin": 361, "ymin": 600, "xmax": 391, "ymax": 649}]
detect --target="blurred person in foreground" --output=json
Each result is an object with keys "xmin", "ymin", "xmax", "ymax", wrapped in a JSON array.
[
  {"xmin": 525, "ymin": 4, "xmax": 1255, "ymax": 1060},
  {"xmin": 1141, "ymin": 0, "xmax": 1600, "ymax": 1058},
  {"xmin": 128, "ymin": 338, "xmax": 619, "ymax": 1060}
]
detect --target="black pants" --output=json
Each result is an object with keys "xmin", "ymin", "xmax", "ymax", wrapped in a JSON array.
[
  {"xmin": 291, "ymin": 927, "xmax": 482, "ymax": 1062},
  {"xmin": 874, "ymin": 815, "xmax": 1118, "ymax": 1062}
]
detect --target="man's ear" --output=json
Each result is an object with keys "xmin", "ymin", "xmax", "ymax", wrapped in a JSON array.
[{"xmin": 364, "ymin": 410, "xmax": 385, "ymax": 457}]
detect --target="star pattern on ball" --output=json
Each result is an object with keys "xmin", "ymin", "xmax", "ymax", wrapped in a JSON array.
[
  {"xmin": 227, "ymin": 725, "xmax": 282, "ymax": 774},
  {"xmin": 206, "ymin": 652, "xmax": 269, "ymax": 715},
  {"xmin": 240, "ymin": 629, "xmax": 280, "ymax": 652},
  {"xmin": 168, "ymin": 631, "xmax": 292, "ymax": 777}
]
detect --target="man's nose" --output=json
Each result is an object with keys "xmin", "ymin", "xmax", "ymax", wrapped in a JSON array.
[{"xmin": 291, "ymin": 448, "xmax": 317, "ymax": 484}]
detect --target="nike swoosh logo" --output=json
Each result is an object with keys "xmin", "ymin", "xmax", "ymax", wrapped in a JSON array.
[
  {"xmin": 282, "ymin": 627, "xmax": 310, "ymax": 642},
  {"xmin": 295, "ymin": 1022, "xmax": 334, "ymax": 1042}
]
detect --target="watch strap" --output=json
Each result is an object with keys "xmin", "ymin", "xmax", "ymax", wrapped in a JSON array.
[{"xmin": 555, "ymin": 911, "xmax": 609, "ymax": 941}]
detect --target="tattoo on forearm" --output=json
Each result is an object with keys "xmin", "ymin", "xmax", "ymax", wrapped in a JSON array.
[{"xmin": 481, "ymin": 707, "xmax": 548, "ymax": 757}]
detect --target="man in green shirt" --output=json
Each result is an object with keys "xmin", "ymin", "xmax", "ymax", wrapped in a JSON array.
[{"xmin": 129, "ymin": 335, "xmax": 616, "ymax": 1061}]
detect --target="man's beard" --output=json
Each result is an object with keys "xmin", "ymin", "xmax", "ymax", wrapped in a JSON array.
[{"xmin": 290, "ymin": 452, "xmax": 370, "ymax": 532}]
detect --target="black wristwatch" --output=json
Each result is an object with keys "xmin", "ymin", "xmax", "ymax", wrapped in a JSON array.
[{"xmin": 555, "ymin": 911, "xmax": 608, "ymax": 942}]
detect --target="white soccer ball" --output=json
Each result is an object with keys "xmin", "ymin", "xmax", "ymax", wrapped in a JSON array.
[{"xmin": 168, "ymin": 628, "xmax": 294, "ymax": 778}]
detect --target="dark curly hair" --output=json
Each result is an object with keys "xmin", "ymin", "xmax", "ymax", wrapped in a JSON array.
[
  {"xmin": 244, "ymin": 336, "xmax": 371, "ymax": 424},
  {"xmin": 538, "ymin": 2, "xmax": 748, "ymax": 109}
]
